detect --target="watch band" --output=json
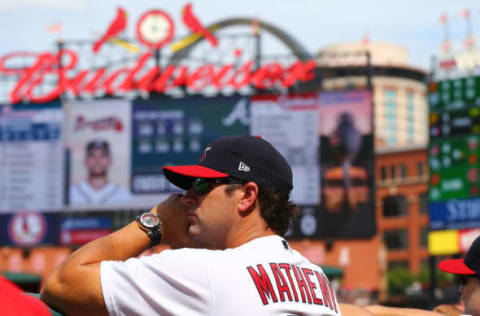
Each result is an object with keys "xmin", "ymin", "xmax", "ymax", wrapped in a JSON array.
[{"xmin": 147, "ymin": 228, "xmax": 162, "ymax": 247}]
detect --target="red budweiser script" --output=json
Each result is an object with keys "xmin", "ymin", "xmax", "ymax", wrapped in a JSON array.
[{"xmin": 0, "ymin": 50, "xmax": 317, "ymax": 104}]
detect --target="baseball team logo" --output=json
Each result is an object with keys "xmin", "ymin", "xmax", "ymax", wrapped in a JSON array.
[{"xmin": 8, "ymin": 211, "xmax": 47, "ymax": 247}]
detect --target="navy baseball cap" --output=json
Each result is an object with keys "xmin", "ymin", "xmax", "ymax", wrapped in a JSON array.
[
  {"xmin": 438, "ymin": 236, "xmax": 480, "ymax": 275},
  {"xmin": 163, "ymin": 135, "xmax": 293, "ymax": 197},
  {"xmin": 87, "ymin": 139, "xmax": 110, "ymax": 154}
]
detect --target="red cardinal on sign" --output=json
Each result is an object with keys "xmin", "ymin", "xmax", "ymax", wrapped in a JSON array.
[
  {"xmin": 93, "ymin": 7, "xmax": 127, "ymax": 53},
  {"xmin": 182, "ymin": 3, "xmax": 218, "ymax": 47}
]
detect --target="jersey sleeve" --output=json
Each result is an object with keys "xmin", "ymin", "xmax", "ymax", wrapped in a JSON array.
[{"xmin": 100, "ymin": 249, "xmax": 214, "ymax": 316}]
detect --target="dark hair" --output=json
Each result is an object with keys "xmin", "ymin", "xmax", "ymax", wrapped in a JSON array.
[
  {"xmin": 226, "ymin": 183, "xmax": 299, "ymax": 236},
  {"xmin": 257, "ymin": 186, "xmax": 299, "ymax": 236},
  {"xmin": 86, "ymin": 140, "xmax": 110, "ymax": 155}
]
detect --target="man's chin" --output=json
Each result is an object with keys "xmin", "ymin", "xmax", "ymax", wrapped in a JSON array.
[{"xmin": 188, "ymin": 224, "xmax": 201, "ymax": 236}]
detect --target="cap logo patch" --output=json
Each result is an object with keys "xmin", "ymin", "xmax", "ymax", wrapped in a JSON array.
[
  {"xmin": 199, "ymin": 146, "xmax": 211, "ymax": 162},
  {"xmin": 238, "ymin": 161, "xmax": 250, "ymax": 172}
]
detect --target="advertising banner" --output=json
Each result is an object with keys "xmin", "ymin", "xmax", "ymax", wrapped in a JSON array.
[
  {"xmin": 64, "ymin": 99, "xmax": 134, "ymax": 209},
  {"xmin": 317, "ymin": 91, "xmax": 375, "ymax": 238},
  {"xmin": 430, "ymin": 198, "xmax": 480, "ymax": 230},
  {"xmin": 0, "ymin": 211, "xmax": 59, "ymax": 246},
  {"xmin": 64, "ymin": 96, "xmax": 249, "ymax": 210},
  {"xmin": 260, "ymin": 91, "xmax": 375, "ymax": 239},
  {"xmin": 130, "ymin": 96, "xmax": 249, "ymax": 197},
  {"xmin": 59, "ymin": 216, "xmax": 112, "ymax": 245},
  {"xmin": 250, "ymin": 94, "xmax": 320, "ymax": 205},
  {"xmin": 0, "ymin": 103, "xmax": 63, "ymax": 213}
]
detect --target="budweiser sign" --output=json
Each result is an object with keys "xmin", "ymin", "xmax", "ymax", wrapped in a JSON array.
[{"xmin": 0, "ymin": 50, "xmax": 317, "ymax": 104}]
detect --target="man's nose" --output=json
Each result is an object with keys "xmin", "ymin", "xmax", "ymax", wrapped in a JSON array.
[{"xmin": 180, "ymin": 189, "xmax": 197, "ymax": 206}]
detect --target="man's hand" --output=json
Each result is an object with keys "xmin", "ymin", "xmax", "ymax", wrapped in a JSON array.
[{"xmin": 152, "ymin": 194, "xmax": 199, "ymax": 249}]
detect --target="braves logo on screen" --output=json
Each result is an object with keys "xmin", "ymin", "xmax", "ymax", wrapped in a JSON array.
[
  {"xmin": 74, "ymin": 115, "xmax": 123, "ymax": 132},
  {"xmin": 199, "ymin": 146, "xmax": 211, "ymax": 162}
]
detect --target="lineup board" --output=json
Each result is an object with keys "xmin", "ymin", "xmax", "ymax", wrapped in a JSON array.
[{"xmin": 0, "ymin": 104, "xmax": 63, "ymax": 212}]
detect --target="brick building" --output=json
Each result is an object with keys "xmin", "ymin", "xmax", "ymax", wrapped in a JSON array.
[{"xmin": 375, "ymin": 145, "xmax": 429, "ymax": 272}]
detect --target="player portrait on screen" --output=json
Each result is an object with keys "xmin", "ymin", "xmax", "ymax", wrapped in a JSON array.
[{"xmin": 69, "ymin": 139, "xmax": 132, "ymax": 205}]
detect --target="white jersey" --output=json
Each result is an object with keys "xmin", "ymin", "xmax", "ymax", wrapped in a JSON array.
[
  {"xmin": 101, "ymin": 235, "xmax": 341, "ymax": 316},
  {"xmin": 69, "ymin": 180, "xmax": 132, "ymax": 205}
]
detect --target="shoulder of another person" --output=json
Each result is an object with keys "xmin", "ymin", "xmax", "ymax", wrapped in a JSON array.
[{"xmin": 110, "ymin": 183, "xmax": 132, "ymax": 195}]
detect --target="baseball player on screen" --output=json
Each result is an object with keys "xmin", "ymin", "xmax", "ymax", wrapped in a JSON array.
[
  {"xmin": 42, "ymin": 135, "xmax": 342, "ymax": 315},
  {"xmin": 69, "ymin": 140, "xmax": 132, "ymax": 205}
]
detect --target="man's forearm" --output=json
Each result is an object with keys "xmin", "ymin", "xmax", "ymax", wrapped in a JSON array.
[
  {"xmin": 60, "ymin": 221, "xmax": 150, "ymax": 265},
  {"xmin": 41, "ymin": 221, "xmax": 150, "ymax": 315},
  {"xmin": 41, "ymin": 194, "xmax": 193, "ymax": 315}
]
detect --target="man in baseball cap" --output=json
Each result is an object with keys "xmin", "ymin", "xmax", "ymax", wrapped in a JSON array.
[
  {"xmin": 438, "ymin": 236, "xmax": 480, "ymax": 316},
  {"xmin": 42, "ymin": 135, "xmax": 342, "ymax": 315}
]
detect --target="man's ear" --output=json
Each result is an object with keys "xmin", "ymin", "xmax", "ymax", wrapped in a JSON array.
[{"xmin": 238, "ymin": 182, "xmax": 259, "ymax": 213}]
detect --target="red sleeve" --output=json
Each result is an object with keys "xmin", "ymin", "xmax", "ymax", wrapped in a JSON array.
[{"xmin": 0, "ymin": 276, "xmax": 52, "ymax": 316}]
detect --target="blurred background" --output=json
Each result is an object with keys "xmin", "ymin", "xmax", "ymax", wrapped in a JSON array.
[{"xmin": 0, "ymin": 0, "xmax": 479, "ymax": 311}]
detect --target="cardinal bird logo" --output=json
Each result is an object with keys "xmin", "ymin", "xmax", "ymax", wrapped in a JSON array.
[
  {"xmin": 182, "ymin": 3, "xmax": 218, "ymax": 47},
  {"xmin": 93, "ymin": 7, "xmax": 127, "ymax": 53}
]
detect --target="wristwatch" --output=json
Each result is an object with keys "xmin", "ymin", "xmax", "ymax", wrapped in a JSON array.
[{"xmin": 136, "ymin": 212, "xmax": 163, "ymax": 247}]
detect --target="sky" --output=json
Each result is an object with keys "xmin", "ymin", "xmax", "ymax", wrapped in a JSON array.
[{"xmin": 0, "ymin": 0, "xmax": 479, "ymax": 70}]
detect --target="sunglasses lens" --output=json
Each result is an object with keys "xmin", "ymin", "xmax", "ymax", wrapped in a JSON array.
[
  {"xmin": 192, "ymin": 179, "xmax": 212, "ymax": 195},
  {"xmin": 191, "ymin": 178, "xmax": 243, "ymax": 195},
  {"xmin": 460, "ymin": 276, "xmax": 468, "ymax": 286}
]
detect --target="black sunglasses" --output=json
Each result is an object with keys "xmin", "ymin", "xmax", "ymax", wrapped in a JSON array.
[{"xmin": 191, "ymin": 178, "xmax": 244, "ymax": 196}]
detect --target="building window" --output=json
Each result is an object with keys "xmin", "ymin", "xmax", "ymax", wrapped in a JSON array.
[
  {"xmin": 387, "ymin": 137, "xmax": 397, "ymax": 145},
  {"xmin": 381, "ymin": 166, "xmax": 387, "ymax": 180},
  {"xmin": 386, "ymin": 113, "xmax": 397, "ymax": 120},
  {"xmin": 385, "ymin": 89, "xmax": 397, "ymax": 100},
  {"xmin": 391, "ymin": 165, "xmax": 396, "ymax": 179},
  {"xmin": 386, "ymin": 101, "xmax": 396, "ymax": 110},
  {"xmin": 388, "ymin": 261, "xmax": 409, "ymax": 270},
  {"xmin": 420, "ymin": 227, "xmax": 428, "ymax": 247},
  {"xmin": 384, "ymin": 96, "xmax": 397, "ymax": 145},
  {"xmin": 417, "ymin": 162, "xmax": 425, "ymax": 178},
  {"xmin": 407, "ymin": 91, "xmax": 414, "ymax": 101},
  {"xmin": 345, "ymin": 82, "xmax": 357, "ymax": 90},
  {"xmin": 400, "ymin": 164, "xmax": 407, "ymax": 179},
  {"xmin": 383, "ymin": 195, "xmax": 408, "ymax": 217},
  {"xmin": 419, "ymin": 193, "xmax": 428, "ymax": 214},
  {"xmin": 384, "ymin": 229, "xmax": 409, "ymax": 250}
]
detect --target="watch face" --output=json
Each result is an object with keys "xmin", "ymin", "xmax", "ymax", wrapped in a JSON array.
[{"xmin": 140, "ymin": 213, "xmax": 160, "ymax": 229}]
